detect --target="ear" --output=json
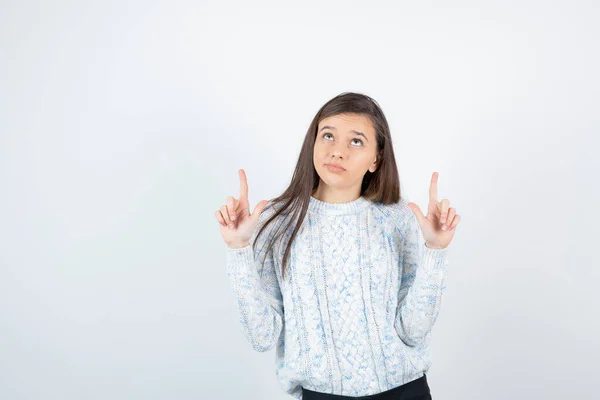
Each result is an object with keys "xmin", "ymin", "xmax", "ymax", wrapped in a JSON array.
[{"xmin": 369, "ymin": 157, "xmax": 378, "ymax": 173}]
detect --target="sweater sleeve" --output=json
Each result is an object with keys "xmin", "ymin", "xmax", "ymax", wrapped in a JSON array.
[
  {"xmin": 225, "ymin": 205, "xmax": 284, "ymax": 352},
  {"xmin": 393, "ymin": 204, "xmax": 449, "ymax": 347}
]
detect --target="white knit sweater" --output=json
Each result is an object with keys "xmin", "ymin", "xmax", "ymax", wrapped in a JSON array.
[{"xmin": 226, "ymin": 195, "xmax": 449, "ymax": 399}]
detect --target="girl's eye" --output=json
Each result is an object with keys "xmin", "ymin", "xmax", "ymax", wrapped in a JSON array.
[{"xmin": 322, "ymin": 133, "xmax": 363, "ymax": 146}]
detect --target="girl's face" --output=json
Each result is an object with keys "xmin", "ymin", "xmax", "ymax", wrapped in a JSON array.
[{"xmin": 313, "ymin": 113, "xmax": 379, "ymax": 194}]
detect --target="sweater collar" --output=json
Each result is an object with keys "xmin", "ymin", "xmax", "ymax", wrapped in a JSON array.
[{"xmin": 307, "ymin": 195, "xmax": 371, "ymax": 215}]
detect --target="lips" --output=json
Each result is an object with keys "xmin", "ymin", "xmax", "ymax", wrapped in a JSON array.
[{"xmin": 325, "ymin": 163, "xmax": 346, "ymax": 172}]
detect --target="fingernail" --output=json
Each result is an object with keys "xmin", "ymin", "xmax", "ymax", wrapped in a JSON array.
[
  {"xmin": 231, "ymin": 215, "xmax": 235, "ymax": 220},
  {"xmin": 442, "ymin": 225, "xmax": 447, "ymax": 231},
  {"xmin": 229, "ymin": 223, "xmax": 233, "ymax": 229}
]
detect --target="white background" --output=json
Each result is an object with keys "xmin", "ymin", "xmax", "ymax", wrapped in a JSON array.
[{"xmin": 1, "ymin": 1, "xmax": 598, "ymax": 399}]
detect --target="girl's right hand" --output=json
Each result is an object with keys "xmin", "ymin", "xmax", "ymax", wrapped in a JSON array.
[{"xmin": 215, "ymin": 169, "xmax": 269, "ymax": 249}]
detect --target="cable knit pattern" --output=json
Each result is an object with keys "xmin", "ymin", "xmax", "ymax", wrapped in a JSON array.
[{"xmin": 226, "ymin": 195, "xmax": 449, "ymax": 399}]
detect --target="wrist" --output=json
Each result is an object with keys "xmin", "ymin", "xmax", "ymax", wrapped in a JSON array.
[
  {"xmin": 227, "ymin": 241, "xmax": 250, "ymax": 249},
  {"xmin": 425, "ymin": 242, "xmax": 446, "ymax": 249}
]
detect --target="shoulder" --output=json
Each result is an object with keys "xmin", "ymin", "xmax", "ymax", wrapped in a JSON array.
[
  {"xmin": 258, "ymin": 199, "xmax": 278, "ymax": 220},
  {"xmin": 258, "ymin": 199, "xmax": 289, "ymax": 223},
  {"xmin": 254, "ymin": 198, "xmax": 290, "ymax": 238},
  {"xmin": 371, "ymin": 196, "xmax": 413, "ymax": 221},
  {"xmin": 254, "ymin": 199, "xmax": 280, "ymax": 232},
  {"xmin": 370, "ymin": 197, "xmax": 419, "ymax": 240}
]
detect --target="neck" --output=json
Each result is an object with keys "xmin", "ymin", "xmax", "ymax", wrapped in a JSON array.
[
  {"xmin": 308, "ymin": 194, "xmax": 370, "ymax": 215},
  {"xmin": 312, "ymin": 183, "xmax": 362, "ymax": 204}
]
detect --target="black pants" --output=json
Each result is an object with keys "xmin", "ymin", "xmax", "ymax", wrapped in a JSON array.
[{"xmin": 301, "ymin": 374, "xmax": 432, "ymax": 400}]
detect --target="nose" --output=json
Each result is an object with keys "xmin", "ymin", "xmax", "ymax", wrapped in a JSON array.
[{"xmin": 330, "ymin": 142, "xmax": 347, "ymax": 160}]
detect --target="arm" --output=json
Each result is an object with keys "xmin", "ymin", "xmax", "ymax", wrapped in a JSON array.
[
  {"xmin": 225, "ymin": 204, "xmax": 284, "ymax": 352},
  {"xmin": 394, "ymin": 205, "xmax": 449, "ymax": 347}
]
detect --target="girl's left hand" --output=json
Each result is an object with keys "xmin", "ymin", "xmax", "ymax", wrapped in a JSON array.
[{"xmin": 407, "ymin": 172, "xmax": 461, "ymax": 250}]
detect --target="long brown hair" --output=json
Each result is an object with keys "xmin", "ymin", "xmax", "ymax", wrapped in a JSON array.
[{"xmin": 254, "ymin": 91, "xmax": 402, "ymax": 280}]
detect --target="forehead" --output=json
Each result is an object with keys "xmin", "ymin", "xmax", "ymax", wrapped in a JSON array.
[{"xmin": 318, "ymin": 113, "xmax": 375, "ymax": 136}]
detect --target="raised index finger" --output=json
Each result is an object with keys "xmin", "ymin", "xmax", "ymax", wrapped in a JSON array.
[
  {"xmin": 429, "ymin": 171, "xmax": 439, "ymax": 204},
  {"xmin": 239, "ymin": 169, "xmax": 249, "ymax": 201}
]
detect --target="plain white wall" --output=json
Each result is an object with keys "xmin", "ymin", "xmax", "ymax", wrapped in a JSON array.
[{"xmin": 1, "ymin": 1, "xmax": 598, "ymax": 399}]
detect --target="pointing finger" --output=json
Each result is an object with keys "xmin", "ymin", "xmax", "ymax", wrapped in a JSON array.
[
  {"xmin": 239, "ymin": 169, "xmax": 248, "ymax": 202},
  {"xmin": 429, "ymin": 172, "xmax": 438, "ymax": 205}
]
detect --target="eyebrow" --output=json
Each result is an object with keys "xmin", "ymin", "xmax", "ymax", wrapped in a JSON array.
[{"xmin": 319, "ymin": 125, "xmax": 369, "ymax": 142}]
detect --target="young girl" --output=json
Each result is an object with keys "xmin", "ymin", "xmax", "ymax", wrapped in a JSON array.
[{"xmin": 215, "ymin": 92, "xmax": 460, "ymax": 399}]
